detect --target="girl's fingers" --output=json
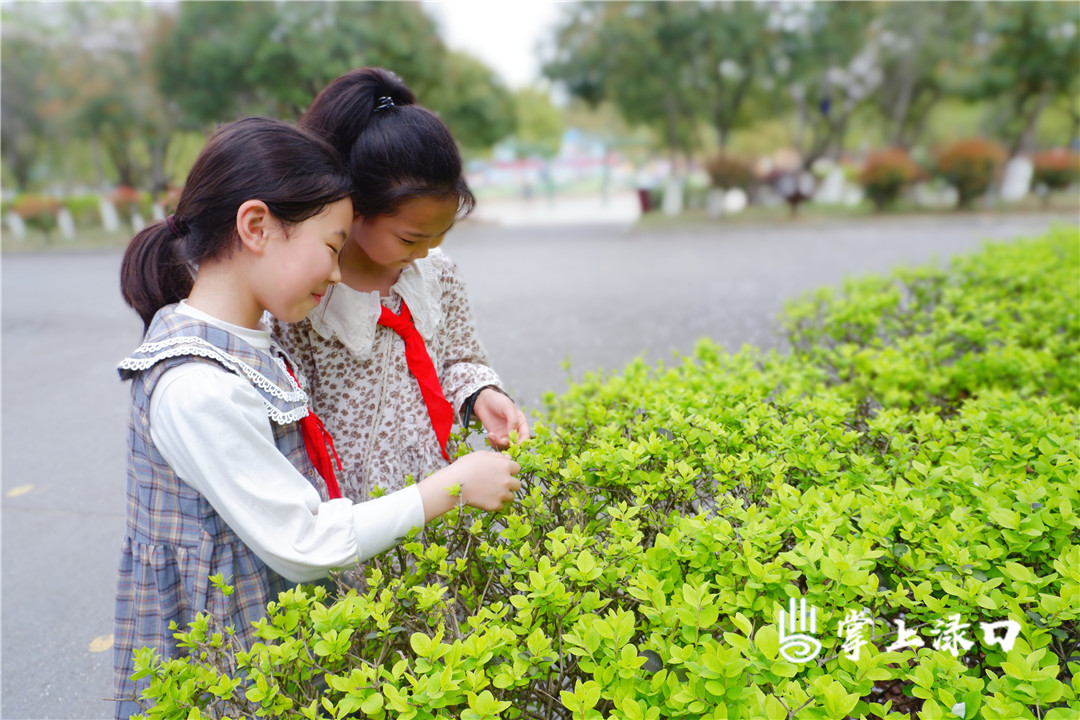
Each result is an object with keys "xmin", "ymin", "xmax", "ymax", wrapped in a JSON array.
[{"xmin": 513, "ymin": 412, "xmax": 531, "ymax": 440}]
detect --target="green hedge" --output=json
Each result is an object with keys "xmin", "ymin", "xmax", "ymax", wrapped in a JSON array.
[{"xmin": 131, "ymin": 227, "xmax": 1079, "ymax": 720}]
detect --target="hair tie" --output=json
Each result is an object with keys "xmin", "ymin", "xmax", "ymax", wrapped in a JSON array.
[
  {"xmin": 375, "ymin": 96, "xmax": 395, "ymax": 112},
  {"xmin": 165, "ymin": 214, "xmax": 179, "ymax": 236}
]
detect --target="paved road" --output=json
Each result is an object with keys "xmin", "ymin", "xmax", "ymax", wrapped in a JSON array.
[{"xmin": 2, "ymin": 212, "xmax": 1074, "ymax": 719}]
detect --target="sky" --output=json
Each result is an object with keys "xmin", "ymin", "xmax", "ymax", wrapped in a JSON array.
[{"xmin": 422, "ymin": 1, "xmax": 565, "ymax": 89}]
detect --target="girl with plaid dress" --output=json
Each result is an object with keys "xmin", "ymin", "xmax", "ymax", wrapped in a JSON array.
[
  {"xmin": 113, "ymin": 117, "xmax": 520, "ymax": 719},
  {"xmin": 271, "ymin": 67, "xmax": 531, "ymax": 503}
]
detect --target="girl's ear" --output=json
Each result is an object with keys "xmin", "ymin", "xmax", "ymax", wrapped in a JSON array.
[{"xmin": 236, "ymin": 199, "xmax": 273, "ymax": 254}]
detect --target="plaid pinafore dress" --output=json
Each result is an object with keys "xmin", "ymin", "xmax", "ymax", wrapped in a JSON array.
[{"xmin": 112, "ymin": 305, "xmax": 325, "ymax": 718}]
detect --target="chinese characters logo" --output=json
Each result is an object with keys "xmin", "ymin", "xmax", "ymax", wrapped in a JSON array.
[{"xmin": 775, "ymin": 597, "xmax": 1020, "ymax": 663}]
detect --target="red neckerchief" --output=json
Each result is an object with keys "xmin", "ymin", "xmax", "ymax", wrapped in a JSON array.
[
  {"xmin": 377, "ymin": 299, "xmax": 453, "ymax": 461},
  {"xmin": 283, "ymin": 364, "xmax": 343, "ymax": 499}
]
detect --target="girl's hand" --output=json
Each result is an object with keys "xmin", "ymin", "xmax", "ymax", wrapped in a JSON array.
[
  {"xmin": 453, "ymin": 451, "xmax": 522, "ymax": 512},
  {"xmin": 418, "ymin": 451, "xmax": 521, "ymax": 520},
  {"xmin": 473, "ymin": 388, "xmax": 531, "ymax": 449}
]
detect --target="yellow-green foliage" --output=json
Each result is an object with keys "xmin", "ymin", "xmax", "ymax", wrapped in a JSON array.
[{"xmin": 131, "ymin": 227, "xmax": 1079, "ymax": 720}]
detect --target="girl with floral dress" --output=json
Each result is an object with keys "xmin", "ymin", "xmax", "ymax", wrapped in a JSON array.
[{"xmin": 272, "ymin": 67, "xmax": 530, "ymax": 501}]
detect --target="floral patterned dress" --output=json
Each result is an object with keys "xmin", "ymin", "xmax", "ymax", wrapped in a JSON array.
[{"xmin": 272, "ymin": 248, "xmax": 503, "ymax": 500}]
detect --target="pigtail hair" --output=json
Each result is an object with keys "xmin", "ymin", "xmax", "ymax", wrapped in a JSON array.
[
  {"xmin": 120, "ymin": 220, "xmax": 193, "ymax": 333},
  {"xmin": 301, "ymin": 67, "xmax": 416, "ymax": 161}
]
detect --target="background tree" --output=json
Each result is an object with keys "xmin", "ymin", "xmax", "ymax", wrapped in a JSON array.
[
  {"xmin": 1, "ymin": 2, "xmax": 175, "ymax": 193},
  {"xmin": 5, "ymin": 0, "xmax": 1076, "ymax": 208},
  {"xmin": 958, "ymin": 2, "xmax": 1080, "ymax": 156},
  {"xmin": 509, "ymin": 88, "xmax": 565, "ymax": 159},
  {"xmin": 62, "ymin": 3, "xmax": 182, "ymax": 195},
  {"xmin": 152, "ymin": 2, "xmax": 279, "ymax": 127},
  {"xmin": 243, "ymin": 1, "xmax": 450, "ymax": 119},
  {"xmin": 687, "ymin": 1, "xmax": 774, "ymax": 153},
  {"xmin": 1, "ymin": 33, "xmax": 54, "ymax": 191},
  {"xmin": 151, "ymin": 2, "xmax": 512, "ymax": 151},
  {"xmin": 425, "ymin": 52, "xmax": 517, "ymax": 153},
  {"xmin": 871, "ymin": 2, "xmax": 977, "ymax": 150},
  {"xmin": 769, "ymin": 2, "xmax": 883, "ymax": 167},
  {"xmin": 545, "ymin": 2, "xmax": 703, "ymax": 169},
  {"xmin": 66, "ymin": 51, "xmax": 145, "ymax": 189}
]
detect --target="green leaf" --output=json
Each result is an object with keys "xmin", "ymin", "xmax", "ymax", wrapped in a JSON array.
[
  {"xmin": 361, "ymin": 693, "xmax": 384, "ymax": 714},
  {"xmin": 1002, "ymin": 561, "xmax": 1036, "ymax": 584},
  {"xmin": 764, "ymin": 694, "xmax": 787, "ymax": 720},
  {"xmin": 865, "ymin": 667, "xmax": 892, "ymax": 681},
  {"xmin": 770, "ymin": 660, "xmax": 799, "ymax": 677},
  {"xmin": 755, "ymin": 624, "xmax": 779, "ymax": 660},
  {"xmin": 409, "ymin": 632, "xmax": 432, "ymax": 657},
  {"xmin": 822, "ymin": 679, "xmax": 859, "ymax": 718}
]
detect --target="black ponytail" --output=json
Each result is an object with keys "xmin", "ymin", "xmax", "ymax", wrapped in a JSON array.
[
  {"xmin": 119, "ymin": 117, "xmax": 352, "ymax": 332},
  {"xmin": 300, "ymin": 67, "xmax": 475, "ymax": 218},
  {"xmin": 301, "ymin": 67, "xmax": 416, "ymax": 163},
  {"xmin": 120, "ymin": 221, "xmax": 193, "ymax": 332}
]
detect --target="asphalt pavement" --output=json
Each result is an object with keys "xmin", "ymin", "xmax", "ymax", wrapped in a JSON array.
[{"xmin": 2, "ymin": 209, "xmax": 1075, "ymax": 718}]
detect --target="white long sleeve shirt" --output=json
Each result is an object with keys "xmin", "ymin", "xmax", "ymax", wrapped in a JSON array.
[{"xmin": 147, "ymin": 302, "xmax": 426, "ymax": 583}]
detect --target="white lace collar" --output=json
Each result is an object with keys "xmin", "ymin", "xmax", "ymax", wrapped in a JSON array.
[{"xmin": 308, "ymin": 249, "xmax": 444, "ymax": 359}]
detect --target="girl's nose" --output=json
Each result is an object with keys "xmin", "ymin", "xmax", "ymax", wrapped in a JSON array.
[{"xmin": 328, "ymin": 260, "xmax": 342, "ymax": 285}]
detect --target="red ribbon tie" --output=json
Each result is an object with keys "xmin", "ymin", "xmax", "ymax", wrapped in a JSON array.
[{"xmin": 377, "ymin": 300, "xmax": 453, "ymax": 461}]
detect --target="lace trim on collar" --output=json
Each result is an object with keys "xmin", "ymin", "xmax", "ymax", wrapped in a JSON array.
[
  {"xmin": 118, "ymin": 337, "xmax": 310, "ymax": 425},
  {"xmin": 309, "ymin": 249, "xmax": 445, "ymax": 359}
]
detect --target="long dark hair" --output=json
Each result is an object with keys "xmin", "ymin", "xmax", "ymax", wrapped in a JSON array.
[
  {"xmin": 120, "ymin": 117, "xmax": 353, "ymax": 331},
  {"xmin": 299, "ymin": 67, "xmax": 476, "ymax": 218}
]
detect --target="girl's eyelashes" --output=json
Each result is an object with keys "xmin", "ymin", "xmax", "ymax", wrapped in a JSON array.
[{"xmin": 398, "ymin": 237, "xmax": 416, "ymax": 245}]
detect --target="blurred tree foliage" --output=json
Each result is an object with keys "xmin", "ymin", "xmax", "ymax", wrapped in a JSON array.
[
  {"xmin": 955, "ymin": 2, "xmax": 1080, "ymax": 156},
  {"xmin": 544, "ymin": 1, "xmax": 1079, "ymax": 171},
  {"xmin": 768, "ymin": 2, "xmax": 882, "ymax": 167},
  {"xmin": 870, "ymin": 2, "xmax": 977, "ymax": 150},
  {"xmin": 425, "ymin": 52, "xmax": 517, "ymax": 154},
  {"xmin": 507, "ymin": 87, "xmax": 565, "ymax": 159},
  {"xmin": 544, "ymin": 2, "xmax": 887, "ymax": 167},
  {"xmin": 3, "ymin": 1, "xmax": 1077, "ymax": 195},
  {"xmin": 2, "ymin": 2, "xmax": 174, "ymax": 192},
  {"xmin": 153, "ymin": 1, "xmax": 449, "ymax": 123},
  {"xmin": 74, "ymin": 7, "xmax": 177, "ymax": 193},
  {"xmin": 545, "ymin": 2, "xmax": 713, "ymax": 162},
  {"xmin": 1, "ymin": 33, "xmax": 53, "ymax": 190},
  {"xmin": 1, "ymin": 1, "xmax": 516, "ymax": 193}
]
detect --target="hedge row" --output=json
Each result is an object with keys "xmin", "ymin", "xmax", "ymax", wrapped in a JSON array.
[
  {"xmin": 130, "ymin": 226, "xmax": 1079, "ymax": 720},
  {"xmin": 859, "ymin": 143, "xmax": 1079, "ymax": 211},
  {"xmin": 706, "ymin": 143, "xmax": 1079, "ymax": 213},
  {"xmin": 3, "ymin": 186, "xmax": 181, "ymax": 238}
]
